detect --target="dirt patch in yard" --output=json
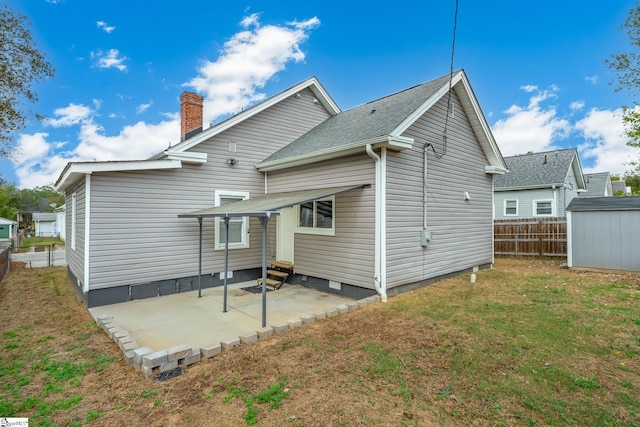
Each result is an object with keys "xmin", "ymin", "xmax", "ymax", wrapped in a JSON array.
[{"xmin": 1, "ymin": 259, "xmax": 639, "ymax": 426}]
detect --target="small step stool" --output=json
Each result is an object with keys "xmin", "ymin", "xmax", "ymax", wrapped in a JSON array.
[{"xmin": 257, "ymin": 261, "xmax": 294, "ymax": 290}]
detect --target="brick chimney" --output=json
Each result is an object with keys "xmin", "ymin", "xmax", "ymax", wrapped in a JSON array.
[{"xmin": 180, "ymin": 91, "xmax": 204, "ymax": 141}]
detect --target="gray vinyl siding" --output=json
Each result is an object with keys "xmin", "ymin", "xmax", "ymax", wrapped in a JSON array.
[
  {"xmin": 494, "ymin": 162, "xmax": 580, "ymax": 219},
  {"xmin": 66, "ymin": 178, "xmax": 86, "ymax": 288},
  {"xmin": 569, "ymin": 210, "xmax": 640, "ymax": 272},
  {"xmin": 494, "ymin": 188, "xmax": 557, "ymax": 219},
  {"xmin": 267, "ymin": 153, "xmax": 376, "ymax": 289},
  {"xmin": 558, "ymin": 168, "xmax": 580, "ymax": 216},
  {"xmin": 88, "ymin": 168, "xmax": 277, "ymax": 289},
  {"xmin": 87, "ymin": 89, "xmax": 331, "ymax": 290},
  {"xmin": 385, "ymin": 93, "xmax": 494, "ymax": 287}
]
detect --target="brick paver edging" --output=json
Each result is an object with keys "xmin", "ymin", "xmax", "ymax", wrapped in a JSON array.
[{"xmin": 95, "ymin": 294, "xmax": 381, "ymax": 377}]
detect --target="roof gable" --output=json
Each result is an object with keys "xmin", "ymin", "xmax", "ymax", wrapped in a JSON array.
[
  {"xmin": 580, "ymin": 172, "xmax": 612, "ymax": 197},
  {"xmin": 154, "ymin": 77, "xmax": 339, "ymax": 158},
  {"xmin": 259, "ymin": 75, "xmax": 450, "ymax": 163},
  {"xmin": 33, "ymin": 213, "xmax": 57, "ymax": 221},
  {"xmin": 257, "ymin": 70, "xmax": 506, "ymax": 173},
  {"xmin": 495, "ymin": 148, "xmax": 585, "ymax": 190}
]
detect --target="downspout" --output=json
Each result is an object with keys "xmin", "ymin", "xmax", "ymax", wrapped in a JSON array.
[
  {"xmin": 264, "ymin": 171, "xmax": 268, "ymax": 195},
  {"xmin": 365, "ymin": 144, "xmax": 387, "ymax": 302},
  {"xmin": 83, "ymin": 174, "xmax": 91, "ymax": 293}
]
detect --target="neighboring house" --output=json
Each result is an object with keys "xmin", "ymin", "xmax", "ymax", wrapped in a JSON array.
[
  {"xmin": 493, "ymin": 148, "xmax": 586, "ymax": 219},
  {"xmin": 55, "ymin": 205, "xmax": 66, "ymax": 240},
  {"xmin": 54, "ymin": 69, "xmax": 507, "ymax": 307},
  {"xmin": 579, "ymin": 172, "xmax": 613, "ymax": 197},
  {"xmin": 567, "ymin": 196, "xmax": 640, "ymax": 272},
  {"xmin": 32, "ymin": 212, "xmax": 58, "ymax": 237},
  {"xmin": 611, "ymin": 180, "xmax": 632, "ymax": 196},
  {"xmin": 0, "ymin": 217, "xmax": 18, "ymax": 246}
]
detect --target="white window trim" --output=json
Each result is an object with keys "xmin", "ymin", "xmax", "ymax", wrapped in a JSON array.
[
  {"xmin": 295, "ymin": 196, "xmax": 336, "ymax": 236},
  {"xmin": 533, "ymin": 199, "xmax": 554, "ymax": 217},
  {"xmin": 214, "ymin": 190, "xmax": 250, "ymax": 250},
  {"xmin": 71, "ymin": 192, "xmax": 77, "ymax": 250},
  {"xmin": 503, "ymin": 199, "xmax": 518, "ymax": 217}
]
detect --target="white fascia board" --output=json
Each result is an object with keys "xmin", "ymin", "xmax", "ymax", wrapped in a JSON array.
[
  {"xmin": 164, "ymin": 151, "xmax": 207, "ymax": 164},
  {"xmin": 485, "ymin": 166, "xmax": 508, "ymax": 175},
  {"xmin": 54, "ymin": 159, "xmax": 182, "ymax": 192},
  {"xmin": 454, "ymin": 72, "xmax": 507, "ymax": 171},
  {"xmin": 256, "ymin": 136, "xmax": 414, "ymax": 172},
  {"xmin": 390, "ymin": 70, "xmax": 507, "ymax": 172},
  {"xmin": 494, "ymin": 184, "xmax": 563, "ymax": 192},
  {"xmin": 570, "ymin": 155, "xmax": 587, "ymax": 189},
  {"xmin": 390, "ymin": 74, "xmax": 460, "ymax": 137},
  {"xmin": 168, "ymin": 77, "xmax": 341, "ymax": 155},
  {"xmin": 307, "ymin": 78, "xmax": 341, "ymax": 115}
]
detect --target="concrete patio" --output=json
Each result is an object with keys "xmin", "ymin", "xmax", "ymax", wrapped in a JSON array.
[{"xmin": 88, "ymin": 280, "xmax": 373, "ymax": 374}]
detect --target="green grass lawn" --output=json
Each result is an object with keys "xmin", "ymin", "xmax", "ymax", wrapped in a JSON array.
[
  {"xmin": 20, "ymin": 236, "xmax": 64, "ymax": 248},
  {"xmin": 0, "ymin": 259, "xmax": 638, "ymax": 426}
]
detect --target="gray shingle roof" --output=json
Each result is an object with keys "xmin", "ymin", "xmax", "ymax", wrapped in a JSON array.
[
  {"xmin": 567, "ymin": 196, "xmax": 640, "ymax": 211},
  {"xmin": 260, "ymin": 73, "xmax": 452, "ymax": 163},
  {"xmin": 580, "ymin": 172, "xmax": 611, "ymax": 197},
  {"xmin": 33, "ymin": 213, "xmax": 57, "ymax": 221},
  {"xmin": 611, "ymin": 180, "xmax": 630, "ymax": 195},
  {"xmin": 494, "ymin": 149, "xmax": 578, "ymax": 189}
]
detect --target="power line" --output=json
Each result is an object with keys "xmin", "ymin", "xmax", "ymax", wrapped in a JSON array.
[{"xmin": 431, "ymin": 0, "xmax": 459, "ymax": 159}]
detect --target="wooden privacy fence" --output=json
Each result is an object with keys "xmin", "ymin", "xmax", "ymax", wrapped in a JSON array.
[
  {"xmin": 494, "ymin": 217, "xmax": 567, "ymax": 258},
  {"xmin": 0, "ymin": 246, "xmax": 10, "ymax": 283}
]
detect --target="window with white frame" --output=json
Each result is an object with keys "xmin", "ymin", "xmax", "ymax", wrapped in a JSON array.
[
  {"xmin": 534, "ymin": 200, "xmax": 553, "ymax": 216},
  {"xmin": 504, "ymin": 200, "xmax": 518, "ymax": 216},
  {"xmin": 214, "ymin": 190, "xmax": 249, "ymax": 250},
  {"xmin": 71, "ymin": 193, "xmax": 77, "ymax": 250},
  {"xmin": 296, "ymin": 197, "xmax": 335, "ymax": 235}
]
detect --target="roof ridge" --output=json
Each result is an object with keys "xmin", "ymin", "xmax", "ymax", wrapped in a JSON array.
[
  {"xmin": 362, "ymin": 73, "xmax": 452, "ymax": 107},
  {"xmin": 504, "ymin": 147, "xmax": 577, "ymax": 159}
]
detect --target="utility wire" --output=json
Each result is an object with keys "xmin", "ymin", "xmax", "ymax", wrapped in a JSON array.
[{"xmin": 431, "ymin": 0, "xmax": 458, "ymax": 159}]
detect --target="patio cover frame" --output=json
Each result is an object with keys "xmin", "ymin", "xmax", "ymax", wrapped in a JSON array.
[{"xmin": 178, "ymin": 184, "xmax": 369, "ymax": 327}]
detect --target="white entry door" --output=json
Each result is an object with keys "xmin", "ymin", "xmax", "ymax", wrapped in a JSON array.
[{"xmin": 276, "ymin": 207, "xmax": 296, "ymax": 263}]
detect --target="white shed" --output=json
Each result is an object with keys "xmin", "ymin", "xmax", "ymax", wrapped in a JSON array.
[
  {"xmin": 566, "ymin": 197, "xmax": 640, "ymax": 272},
  {"xmin": 55, "ymin": 205, "xmax": 66, "ymax": 240},
  {"xmin": 33, "ymin": 212, "xmax": 58, "ymax": 238}
]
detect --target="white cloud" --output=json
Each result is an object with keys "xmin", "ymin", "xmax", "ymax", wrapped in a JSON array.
[
  {"xmin": 570, "ymin": 101, "xmax": 585, "ymax": 111},
  {"xmin": 492, "ymin": 86, "xmax": 570, "ymax": 156},
  {"xmin": 240, "ymin": 13, "xmax": 260, "ymax": 28},
  {"xmin": 13, "ymin": 133, "xmax": 52, "ymax": 163},
  {"xmin": 12, "ymin": 118, "xmax": 179, "ymax": 188},
  {"xmin": 492, "ymin": 85, "xmax": 635, "ymax": 176},
  {"xmin": 186, "ymin": 14, "xmax": 320, "ymax": 123},
  {"xmin": 575, "ymin": 108, "xmax": 631, "ymax": 175},
  {"xmin": 44, "ymin": 103, "xmax": 92, "ymax": 127},
  {"xmin": 585, "ymin": 75, "xmax": 598, "ymax": 84},
  {"xmin": 12, "ymin": 14, "xmax": 318, "ymax": 188},
  {"xmin": 73, "ymin": 119, "xmax": 177, "ymax": 161},
  {"xmin": 136, "ymin": 101, "xmax": 153, "ymax": 114},
  {"xmin": 11, "ymin": 133, "xmax": 80, "ymax": 188},
  {"xmin": 93, "ymin": 49, "xmax": 127, "ymax": 71},
  {"xmin": 97, "ymin": 21, "xmax": 116, "ymax": 33}
]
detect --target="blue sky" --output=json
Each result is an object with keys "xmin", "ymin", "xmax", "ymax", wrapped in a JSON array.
[{"xmin": 2, "ymin": 0, "xmax": 637, "ymax": 188}]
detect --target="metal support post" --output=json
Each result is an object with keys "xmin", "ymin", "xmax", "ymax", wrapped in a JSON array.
[
  {"xmin": 223, "ymin": 216, "xmax": 230, "ymax": 313},
  {"xmin": 259, "ymin": 214, "xmax": 271, "ymax": 328}
]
